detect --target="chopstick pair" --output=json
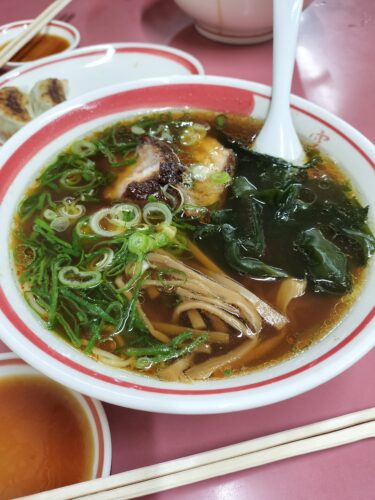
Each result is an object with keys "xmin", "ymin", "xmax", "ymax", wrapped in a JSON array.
[
  {"xmin": 22, "ymin": 406, "xmax": 375, "ymax": 500},
  {"xmin": 0, "ymin": 0, "xmax": 72, "ymax": 68}
]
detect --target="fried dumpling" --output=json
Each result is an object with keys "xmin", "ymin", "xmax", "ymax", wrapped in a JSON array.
[
  {"xmin": 29, "ymin": 78, "xmax": 68, "ymax": 116},
  {"xmin": 0, "ymin": 87, "xmax": 32, "ymax": 141}
]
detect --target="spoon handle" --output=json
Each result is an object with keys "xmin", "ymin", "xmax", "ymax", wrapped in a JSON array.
[
  {"xmin": 272, "ymin": 0, "xmax": 303, "ymax": 113},
  {"xmin": 254, "ymin": 0, "xmax": 304, "ymax": 163}
]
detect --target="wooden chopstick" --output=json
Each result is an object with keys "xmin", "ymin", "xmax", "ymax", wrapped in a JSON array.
[
  {"xmin": 0, "ymin": 0, "xmax": 72, "ymax": 68},
  {"xmin": 20, "ymin": 406, "xmax": 375, "ymax": 500},
  {"xmin": 83, "ymin": 420, "xmax": 375, "ymax": 499}
]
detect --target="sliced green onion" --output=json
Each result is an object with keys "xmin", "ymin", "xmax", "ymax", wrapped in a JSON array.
[
  {"xmin": 149, "ymin": 124, "xmax": 173, "ymax": 142},
  {"xmin": 59, "ymin": 169, "xmax": 96, "ymax": 190},
  {"xmin": 156, "ymin": 223, "xmax": 177, "ymax": 240},
  {"xmin": 58, "ymin": 266, "xmax": 102, "ymax": 289},
  {"xmin": 128, "ymin": 232, "xmax": 152, "ymax": 254},
  {"xmin": 125, "ymin": 259, "xmax": 149, "ymax": 277},
  {"xmin": 143, "ymin": 202, "xmax": 172, "ymax": 226},
  {"xmin": 59, "ymin": 202, "xmax": 86, "ymax": 219},
  {"xmin": 152, "ymin": 232, "xmax": 170, "ymax": 248},
  {"xmin": 25, "ymin": 291, "xmax": 48, "ymax": 317},
  {"xmin": 194, "ymin": 123, "xmax": 209, "ymax": 133},
  {"xmin": 19, "ymin": 192, "xmax": 46, "ymax": 221},
  {"xmin": 180, "ymin": 130, "xmax": 199, "ymax": 146},
  {"xmin": 179, "ymin": 123, "xmax": 207, "ymax": 146},
  {"xmin": 71, "ymin": 140, "xmax": 97, "ymax": 157},
  {"xmin": 89, "ymin": 208, "xmax": 125, "ymax": 237},
  {"xmin": 210, "ymin": 171, "xmax": 231, "ymax": 184},
  {"xmin": 90, "ymin": 248, "xmax": 114, "ymax": 270},
  {"xmin": 135, "ymin": 357, "xmax": 153, "ymax": 370},
  {"xmin": 165, "ymin": 232, "xmax": 189, "ymax": 256},
  {"xmin": 110, "ymin": 203, "xmax": 142, "ymax": 228},
  {"xmin": 50, "ymin": 216, "xmax": 70, "ymax": 232},
  {"xmin": 43, "ymin": 209, "xmax": 57, "ymax": 221},
  {"xmin": 214, "ymin": 114, "xmax": 226, "ymax": 128},
  {"xmin": 131, "ymin": 125, "xmax": 145, "ymax": 135},
  {"xmin": 160, "ymin": 184, "xmax": 184, "ymax": 213},
  {"xmin": 75, "ymin": 217, "xmax": 98, "ymax": 239}
]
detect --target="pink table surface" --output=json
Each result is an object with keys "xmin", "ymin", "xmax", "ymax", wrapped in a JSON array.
[{"xmin": 1, "ymin": 1, "xmax": 374, "ymax": 499}]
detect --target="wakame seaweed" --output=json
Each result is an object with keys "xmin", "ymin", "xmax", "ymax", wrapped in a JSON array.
[
  {"xmin": 195, "ymin": 147, "xmax": 374, "ymax": 294},
  {"xmin": 295, "ymin": 228, "xmax": 350, "ymax": 294}
]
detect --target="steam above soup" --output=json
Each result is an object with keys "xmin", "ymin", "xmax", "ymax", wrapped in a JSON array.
[{"xmin": 12, "ymin": 111, "xmax": 374, "ymax": 382}]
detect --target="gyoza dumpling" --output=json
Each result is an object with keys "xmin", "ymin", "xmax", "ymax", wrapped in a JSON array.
[
  {"xmin": 29, "ymin": 78, "xmax": 68, "ymax": 116},
  {"xmin": 0, "ymin": 87, "xmax": 32, "ymax": 141}
]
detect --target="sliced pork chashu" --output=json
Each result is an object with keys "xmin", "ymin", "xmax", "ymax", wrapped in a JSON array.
[
  {"xmin": 181, "ymin": 136, "xmax": 236, "ymax": 208},
  {"xmin": 104, "ymin": 136, "xmax": 185, "ymax": 201},
  {"xmin": 0, "ymin": 87, "xmax": 32, "ymax": 141}
]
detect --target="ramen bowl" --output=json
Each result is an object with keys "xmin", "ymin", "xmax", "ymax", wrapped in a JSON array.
[{"xmin": 0, "ymin": 75, "xmax": 373, "ymax": 414}]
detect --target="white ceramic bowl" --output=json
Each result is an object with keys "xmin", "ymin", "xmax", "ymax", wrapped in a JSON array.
[
  {"xmin": 0, "ymin": 352, "xmax": 111, "ymax": 480},
  {"xmin": 174, "ymin": 0, "xmax": 312, "ymax": 45},
  {"xmin": 0, "ymin": 75, "xmax": 373, "ymax": 414},
  {"xmin": 0, "ymin": 19, "xmax": 80, "ymax": 69}
]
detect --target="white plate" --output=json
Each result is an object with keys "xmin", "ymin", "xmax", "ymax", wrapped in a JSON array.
[{"xmin": 0, "ymin": 42, "xmax": 204, "ymax": 100}]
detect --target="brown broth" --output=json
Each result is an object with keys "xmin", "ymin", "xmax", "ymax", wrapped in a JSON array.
[
  {"xmin": 11, "ymin": 110, "xmax": 369, "ymax": 381},
  {"xmin": 0, "ymin": 33, "xmax": 69, "ymax": 62},
  {"xmin": 0, "ymin": 375, "xmax": 94, "ymax": 499}
]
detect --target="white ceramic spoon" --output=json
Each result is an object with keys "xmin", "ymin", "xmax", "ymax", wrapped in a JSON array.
[{"xmin": 253, "ymin": 0, "xmax": 305, "ymax": 164}]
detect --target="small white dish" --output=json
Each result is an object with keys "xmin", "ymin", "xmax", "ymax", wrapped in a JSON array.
[
  {"xmin": 0, "ymin": 19, "xmax": 80, "ymax": 69},
  {"xmin": 0, "ymin": 352, "xmax": 111, "ymax": 481},
  {"xmin": 0, "ymin": 42, "xmax": 204, "ymax": 105},
  {"xmin": 0, "ymin": 75, "xmax": 373, "ymax": 415}
]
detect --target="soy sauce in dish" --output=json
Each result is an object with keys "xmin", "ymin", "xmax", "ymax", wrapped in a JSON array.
[
  {"xmin": 0, "ymin": 375, "xmax": 94, "ymax": 499},
  {"xmin": 0, "ymin": 33, "xmax": 69, "ymax": 62}
]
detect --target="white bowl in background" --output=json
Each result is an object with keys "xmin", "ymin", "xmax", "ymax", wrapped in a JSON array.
[
  {"xmin": 0, "ymin": 75, "xmax": 373, "ymax": 414},
  {"xmin": 174, "ymin": 0, "xmax": 312, "ymax": 44},
  {"xmin": 0, "ymin": 19, "xmax": 80, "ymax": 69},
  {"xmin": 0, "ymin": 352, "xmax": 111, "ymax": 481}
]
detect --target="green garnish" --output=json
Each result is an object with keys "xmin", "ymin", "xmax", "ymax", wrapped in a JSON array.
[
  {"xmin": 126, "ymin": 332, "xmax": 208, "ymax": 369},
  {"xmin": 128, "ymin": 233, "xmax": 151, "ymax": 254},
  {"xmin": 214, "ymin": 114, "xmax": 226, "ymax": 128},
  {"xmin": 58, "ymin": 266, "xmax": 102, "ymax": 289},
  {"xmin": 210, "ymin": 171, "xmax": 231, "ymax": 184}
]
